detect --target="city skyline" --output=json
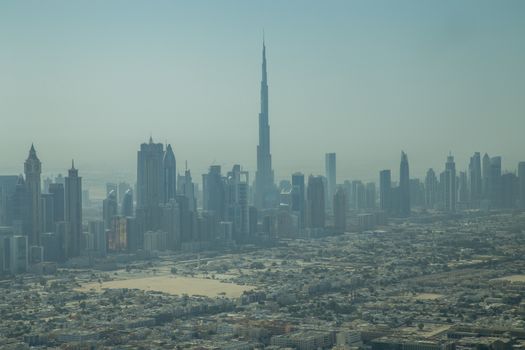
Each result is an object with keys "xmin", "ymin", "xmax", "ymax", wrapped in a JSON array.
[
  {"xmin": 1, "ymin": 1, "xmax": 525, "ymax": 180},
  {"xmin": 2, "ymin": 2, "xmax": 525, "ymax": 347}
]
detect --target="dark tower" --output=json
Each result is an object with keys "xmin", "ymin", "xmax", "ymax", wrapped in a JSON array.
[
  {"xmin": 254, "ymin": 39, "xmax": 276, "ymax": 209},
  {"xmin": 469, "ymin": 152, "xmax": 482, "ymax": 207},
  {"xmin": 24, "ymin": 144, "xmax": 42, "ymax": 246},
  {"xmin": 163, "ymin": 144, "xmax": 177, "ymax": 203},
  {"xmin": 137, "ymin": 137, "xmax": 164, "ymax": 230},
  {"xmin": 399, "ymin": 151, "xmax": 410, "ymax": 217},
  {"xmin": 379, "ymin": 170, "xmax": 392, "ymax": 213},
  {"xmin": 65, "ymin": 160, "xmax": 82, "ymax": 257}
]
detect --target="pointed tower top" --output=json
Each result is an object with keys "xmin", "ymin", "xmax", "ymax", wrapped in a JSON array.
[
  {"xmin": 29, "ymin": 143, "xmax": 36, "ymax": 156},
  {"xmin": 71, "ymin": 159, "xmax": 75, "ymax": 170},
  {"xmin": 261, "ymin": 36, "xmax": 267, "ymax": 84},
  {"xmin": 149, "ymin": 135, "xmax": 153, "ymax": 144}
]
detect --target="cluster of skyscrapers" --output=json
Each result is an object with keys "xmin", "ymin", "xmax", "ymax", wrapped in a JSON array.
[
  {"xmin": 1, "ymin": 42, "xmax": 525, "ymax": 275},
  {"xmin": 0, "ymin": 146, "xmax": 82, "ymax": 274}
]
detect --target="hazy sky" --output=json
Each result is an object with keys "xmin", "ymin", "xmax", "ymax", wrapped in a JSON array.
[{"xmin": 1, "ymin": 0, "xmax": 524, "ymax": 184}]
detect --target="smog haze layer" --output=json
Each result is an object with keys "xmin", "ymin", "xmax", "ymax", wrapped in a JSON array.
[{"xmin": 1, "ymin": 0, "xmax": 525, "ymax": 181}]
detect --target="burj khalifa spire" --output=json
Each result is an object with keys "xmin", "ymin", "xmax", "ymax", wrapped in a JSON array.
[{"xmin": 254, "ymin": 38, "xmax": 276, "ymax": 209}]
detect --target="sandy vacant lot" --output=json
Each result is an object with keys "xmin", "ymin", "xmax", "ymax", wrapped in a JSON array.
[
  {"xmin": 497, "ymin": 275, "xmax": 525, "ymax": 282},
  {"xmin": 78, "ymin": 275, "xmax": 254, "ymax": 298}
]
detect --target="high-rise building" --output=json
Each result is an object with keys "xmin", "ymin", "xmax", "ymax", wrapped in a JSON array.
[
  {"xmin": 444, "ymin": 154, "xmax": 456, "ymax": 212},
  {"xmin": 488, "ymin": 156, "xmax": 502, "ymax": 208},
  {"xmin": 163, "ymin": 144, "xmax": 177, "ymax": 203},
  {"xmin": 65, "ymin": 160, "xmax": 82, "ymax": 257},
  {"xmin": 0, "ymin": 176, "xmax": 18, "ymax": 226},
  {"xmin": 48, "ymin": 183, "xmax": 65, "ymax": 223},
  {"xmin": 225, "ymin": 165, "xmax": 250, "ymax": 242},
  {"xmin": 399, "ymin": 151, "xmax": 410, "ymax": 217},
  {"xmin": 519, "ymin": 162, "xmax": 525, "ymax": 209},
  {"xmin": 137, "ymin": 137, "xmax": 164, "ymax": 230},
  {"xmin": 10, "ymin": 176, "xmax": 26, "ymax": 233},
  {"xmin": 482, "ymin": 153, "xmax": 491, "ymax": 199},
  {"xmin": 103, "ymin": 190, "xmax": 118, "ymax": 230},
  {"xmin": 254, "ymin": 40, "xmax": 276, "ymax": 210},
  {"xmin": 353, "ymin": 181, "xmax": 366, "ymax": 210},
  {"xmin": 41, "ymin": 193, "xmax": 55, "ymax": 233},
  {"xmin": 291, "ymin": 173, "xmax": 306, "ymax": 229},
  {"xmin": 325, "ymin": 153, "xmax": 336, "ymax": 211},
  {"xmin": 203, "ymin": 165, "xmax": 225, "ymax": 220},
  {"xmin": 106, "ymin": 183, "xmax": 118, "ymax": 200},
  {"xmin": 307, "ymin": 176, "xmax": 325, "ymax": 229},
  {"xmin": 409, "ymin": 179, "xmax": 424, "ymax": 208},
  {"xmin": 118, "ymin": 182, "xmax": 132, "ymax": 204},
  {"xmin": 501, "ymin": 173, "xmax": 517, "ymax": 208},
  {"xmin": 379, "ymin": 170, "xmax": 392, "ymax": 213},
  {"xmin": 24, "ymin": 144, "xmax": 42, "ymax": 246},
  {"xmin": 121, "ymin": 189, "xmax": 134, "ymax": 217},
  {"xmin": 88, "ymin": 220, "xmax": 106, "ymax": 256},
  {"xmin": 458, "ymin": 171, "xmax": 468, "ymax": 206},
  {"xmin": 469, "ymin": 152, "xmax": 482, "ymax": 206},
  {"xmin": 333, "ymin": 186, "xmax": 346, "ymax": 234},
  {"xmin": 365, "ymin": 182, "xmax": 376, "ymax": 209},
  {"xmin": 180, "ymin": 168, "xmax": 196, "ymax": 212},
  {"xmin": 425, "ymin": 168, "xmax": 438, "ymax": 209},
  {"xmin": 161, "ymin": 199, "xmax": 180, "ymax": 250}
]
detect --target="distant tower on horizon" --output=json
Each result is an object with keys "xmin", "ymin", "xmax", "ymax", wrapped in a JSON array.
[
  {"xmin": 379, "ymin": 169, "xmax": 392, "ymax": 213},
  {"xmin": 24, "ymin": 144, "xmax": 42, "ymax": 246},
  {"xmin": 137, "ymin": 137, "xmax": 164, "ymax": 231},
  {"xmin": 325, "ymin": 153, "xmax": 336, "ymax": 211},
  {"xmin": 444, "ymin": 154, "xmax": 457, "ymax": 212},
  {"xmin": 307, "ymin": 175, "xmax": 325, "ymax": 229},
  {"xmin": 65, "ymin": 160, "xmax": 82, "ymax": 257},
  {"xmin": 469, "ymin": 152, "xmax": 482, "ymax": 207},
  {"xmin": 333, "ymin": 186, "xmax": 346, "ymax": 234},
  {"xmin": 254, "ymin": 39, "xmax": 276, "ymax": 209},
  {"xmin": 399, "ymin": 151, "xmax": 410, "ymax": 217},
  {"xmin": 519, "ymin": 161, "xmax": 525, "ymax": 209},
  {"xmin": 163, "ymin": 144, "xmax": 177, "ymax": 203}
]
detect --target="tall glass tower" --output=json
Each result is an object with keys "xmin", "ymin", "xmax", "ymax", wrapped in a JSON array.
[{"xmin": 254, "ymin": 40, "xmax": 275, "ymax": 209}]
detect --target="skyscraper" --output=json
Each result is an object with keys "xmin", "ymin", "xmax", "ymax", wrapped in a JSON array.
[
  {"xmin": 291, "ymin": 173, "xmax": 306, "ymax": 229},
  {"xmin": 137, "ymin": 137, "xmax": 164, "ymax": 230},
  {"xmin": 325, "ymin": 153, "xmax": 336, "ymax": 211},
  {"xmin": 121, "ymin": 189, "xmax": 134, "ymax": 217},
  {"xmin": 489, "ymin": 156, "xmax": 502, "ymax": 208},
  {"xmin": 482, "ymin": 153, "xmax": 491, "ymax": 199},
  {"xmin": 103, "ymin": 190, "xmax": 118, "ymax": 230},
  {"xmin": 379, "ymin": 170, "xmax": 392, "ymax": 213},
  {"xmin": 0, "ymin": 176, "xmax": 18, "ymax": 226},
  {"xmin": 163, "ymin": 144, "xmax": 177, "ymax": 203},
  {"xmin": 203, "ymin": 165, "xmax": 225, "ymax": 220},
  {"xmin": 65, "ymin": 160, "xmax": 82, "ymax": 257},
  {"xmin": 444, "ymin": 154, "xmax": 456, "ymax": 212},
  {"xmin": 501, "ymin": 173, "xmax": 517, "ymax": 208},
  {"xmin": 399, "ymin": 151, "xmax": 410, "ymax": 217},
  {"xmin": 458, "ymin": 171, "xmax": 468, "ymax": 205},
  {"xmin": 307, "ymin": 176, "xmax": 325, "ymax": 229},
  {"xmin": 254, "ymin": 40, "xmax": 276, "ymax": 210},
  {"xmin": 24, "ymin": 144, "xmax": 42, "ymax": 246},
  {"xmin": 519, "ymin": 162, "xmax": 525, "ymax": 209},
  {"xmin": 469, "ymin": 152, "xmax": 482, "ymax": 207},
  {"xmin": 333, "ymin": 186, "xmax": 346, "ymax": 234},
  {"xmin": 49, "ymin": 183, "xmax": 65, "ymax": 223},
  {"xmin": 425, "ymin": 168, "xmax": 438, "ymax": 209}
]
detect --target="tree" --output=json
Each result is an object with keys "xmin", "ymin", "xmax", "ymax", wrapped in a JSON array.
[{"xmin": 417, "ymin": 323, "xmax": 424, "ymax": 330}]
